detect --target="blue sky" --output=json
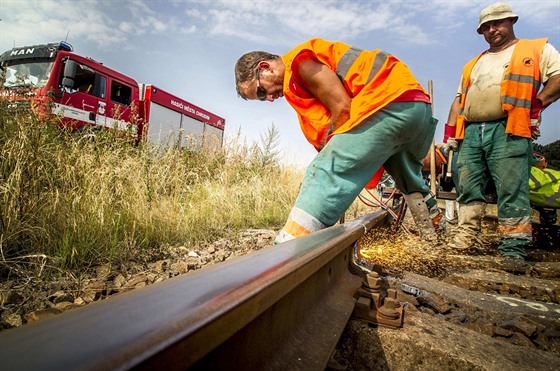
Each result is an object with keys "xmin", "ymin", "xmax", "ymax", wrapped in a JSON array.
[{"xmin": 1, "ymin": 0, "xmax": 559, "ymax": 166}]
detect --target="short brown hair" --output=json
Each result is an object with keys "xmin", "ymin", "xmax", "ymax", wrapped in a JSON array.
[{"xmin": 234, "ymin": 51, "xmax": 279, "ymax": 99}]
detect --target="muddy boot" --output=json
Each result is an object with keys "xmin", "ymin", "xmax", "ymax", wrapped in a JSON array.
[
  {"xmin": 403, "ymin": 192, "xmax": 441, "ymax": 241},
  {"xmin": 447, "ymin": 201, "xmax": 488, "ymax": 252}
]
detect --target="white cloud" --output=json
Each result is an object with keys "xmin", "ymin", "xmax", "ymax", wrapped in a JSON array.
[
  {"xmin": 119, "ymin": 22, "xmax": 134, "ymax": 33},
  {"xmin": 175, "ymin": 1, "xmax": 435, "ymax": 45},
  {"xmin": 1, "ymin": 0, "xmax": 128, "ymax": 48},
  {"xmin": 180, "ymin": 25, "xmax": 197, "ymax": 34},
  {"xmin": 185, "ymin": 7, "xmax": 208, "ymax": 21},
  {"xmin": 3, "ymin": 0, "xmax": 557, "ymax": 52}
]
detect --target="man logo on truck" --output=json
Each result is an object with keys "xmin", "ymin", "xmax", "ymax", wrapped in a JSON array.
[{"xmin": 10, "ymin": 48, "xmax": 37, "ymax": 57}]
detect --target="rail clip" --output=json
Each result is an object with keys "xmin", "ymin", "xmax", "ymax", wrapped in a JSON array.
[{"xmin": 352, "ymin": 271, "xmax": 404, "ymax": 329}]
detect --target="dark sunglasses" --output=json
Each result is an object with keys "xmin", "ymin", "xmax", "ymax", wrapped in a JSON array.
[{"xmin": 255, "ymin": 68, "xmax": 267, "ymax": 101}]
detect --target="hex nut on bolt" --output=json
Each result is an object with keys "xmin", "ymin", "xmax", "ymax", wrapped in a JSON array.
[
  {"xmin": 364, "ymin": 272, "xmax": 382, "ymax": 291},
  {"xmin": 378, "ymin": 297, "xmax": 400, "ymax": 319}
]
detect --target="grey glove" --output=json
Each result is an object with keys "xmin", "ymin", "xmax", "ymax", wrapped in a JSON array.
[{"xmin": 442, "ymin": 138, "xmax": 458, "ymax": 156}]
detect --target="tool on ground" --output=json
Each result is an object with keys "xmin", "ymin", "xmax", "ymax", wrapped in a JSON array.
[{"xmin": 401, "ymin": 283, "xmax": 421, "ymax": 297}]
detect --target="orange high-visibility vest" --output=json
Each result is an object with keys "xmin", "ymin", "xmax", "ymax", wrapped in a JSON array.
[
  {"xmin": 281, "ymin": 38, "xmax": 426, "ymax": 151},
  {"xmin": 455, "ymin": 38, "xmax": 548, "ymax": 139}
]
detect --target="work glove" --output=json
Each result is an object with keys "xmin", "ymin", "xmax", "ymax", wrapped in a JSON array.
[
  {"xmin": 530, "ymin": 98, "xmax": 543, "ymax": 140},
  {"xmin": 441, "ymin": 138, "xmax": 458, "ymax": 157}
]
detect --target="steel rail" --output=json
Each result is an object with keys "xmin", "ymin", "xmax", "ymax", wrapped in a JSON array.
[{"xmin": 0, "ymin": 211, "xmax": 389, "ymax": 371}]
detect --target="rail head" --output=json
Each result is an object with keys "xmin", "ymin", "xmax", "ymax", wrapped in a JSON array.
[{"xmin": 0, "ymin": 211, "xmax": 389, "ymax": 370}]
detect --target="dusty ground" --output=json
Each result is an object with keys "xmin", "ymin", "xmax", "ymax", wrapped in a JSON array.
[{"xmin": 329, "ymin": 214, "xmax": 560, "ymax": 370}]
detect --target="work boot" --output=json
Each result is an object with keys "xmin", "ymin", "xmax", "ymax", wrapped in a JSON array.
[
  {"xmin": 403, "ymin": 192, "xmax": 440, "ymax": 241},
  {"xmin": 447, "ymin": 201, "xmax": 489, "ymax": 252}
]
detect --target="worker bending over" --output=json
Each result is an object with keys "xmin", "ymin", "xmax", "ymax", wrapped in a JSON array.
[{"xmin": 235, "ymin": 38, "xmax": 442, "ymax": 243}]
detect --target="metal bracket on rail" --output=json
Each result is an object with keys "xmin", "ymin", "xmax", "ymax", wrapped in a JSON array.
[{"xmin": 352, "ymin": 271, "xmax": 404, "ymax": 329}]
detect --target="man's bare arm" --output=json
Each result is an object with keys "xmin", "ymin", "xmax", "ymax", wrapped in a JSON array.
[
  {"xmin": 538, "ymin": 74, "xmax": 560, "ymax": 108},
  {"xmin": 296, "ymin": 58, "xmax": 351, "ymax": 131},
  {"xmin": 446, "ymin": 95, "xmax": 462, "ymax": 127}
]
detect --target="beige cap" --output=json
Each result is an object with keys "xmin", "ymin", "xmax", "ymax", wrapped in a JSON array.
[{"xmin": 477, "ymin": 2, "xmax": 518, "ymax": 34}]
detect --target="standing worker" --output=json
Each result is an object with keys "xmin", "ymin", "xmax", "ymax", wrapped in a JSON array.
[
  {"xmin": 234, "ymin": 38, "xmax": 442, "ymax": 244},
  {"xmin": 443, "ymin": 3, "xmax": 560, "ymax": 269}
]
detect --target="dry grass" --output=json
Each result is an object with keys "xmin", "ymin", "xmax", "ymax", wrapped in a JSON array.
[{"xmin": 0, "ymin": 101, "xmax": 303, "ymax": 272}]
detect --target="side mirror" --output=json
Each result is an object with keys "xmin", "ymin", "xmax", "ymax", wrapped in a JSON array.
[{"xmin": 62, "ymin": 60, "xmax": 76, "ymax": 88}]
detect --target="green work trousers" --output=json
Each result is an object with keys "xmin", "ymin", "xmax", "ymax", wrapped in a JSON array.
[
  {"xmin": 456, "ymin": 119, "xmax": 532, "ymax": 257},
  {"xmin": 294, "ymin": 101, "xmax": 438, "ymax": 226}
]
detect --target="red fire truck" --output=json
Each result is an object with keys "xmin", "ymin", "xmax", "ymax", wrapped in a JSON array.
[{"xmin": 0, "ymin": 41, "xmax": 225, "ymax": 149}]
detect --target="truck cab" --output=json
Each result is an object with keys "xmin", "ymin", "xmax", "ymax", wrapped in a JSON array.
[{"xmin": 1, "ymin": 42, "xmax": 140, "ymax": 138}]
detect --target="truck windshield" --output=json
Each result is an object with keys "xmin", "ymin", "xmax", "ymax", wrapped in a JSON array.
[{"xmin": 2, "ymin": 61, "xmax": 54, "ymax": 88}]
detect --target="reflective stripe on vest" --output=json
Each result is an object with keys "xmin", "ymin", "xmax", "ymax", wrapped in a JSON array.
[
  {"xmin": 337, "ymin": 46, "xmax": 389, "ymax": 86},
  {"xmin": 282, "ymin": 38, "xmax": 425, "ymax": 150},
  {"xmin": 455, "ymin": 38, "xmax": 548, "ymax": 140}
]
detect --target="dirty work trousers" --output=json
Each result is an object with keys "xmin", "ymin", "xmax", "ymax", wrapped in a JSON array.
[
  {"xmin": 457, "ymin": 119, "xmax": 532, "ymax": 257},
  {"xmin": 275, "ymin": 101, "xmax": 437, "ymax": 243}
]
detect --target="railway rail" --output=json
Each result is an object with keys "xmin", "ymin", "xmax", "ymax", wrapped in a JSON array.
[
  {"xmin": 0, "ymin": 211, "xmax": 391, "ymax": 370},
  {"xmin": 0, "ymin": 206, "xmax": 558, "ymax": 370}
]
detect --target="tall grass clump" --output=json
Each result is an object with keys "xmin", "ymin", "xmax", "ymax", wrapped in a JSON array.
[{"xmin": 0, "ymin": 101, "xmax": 303, "ymax": 273}]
